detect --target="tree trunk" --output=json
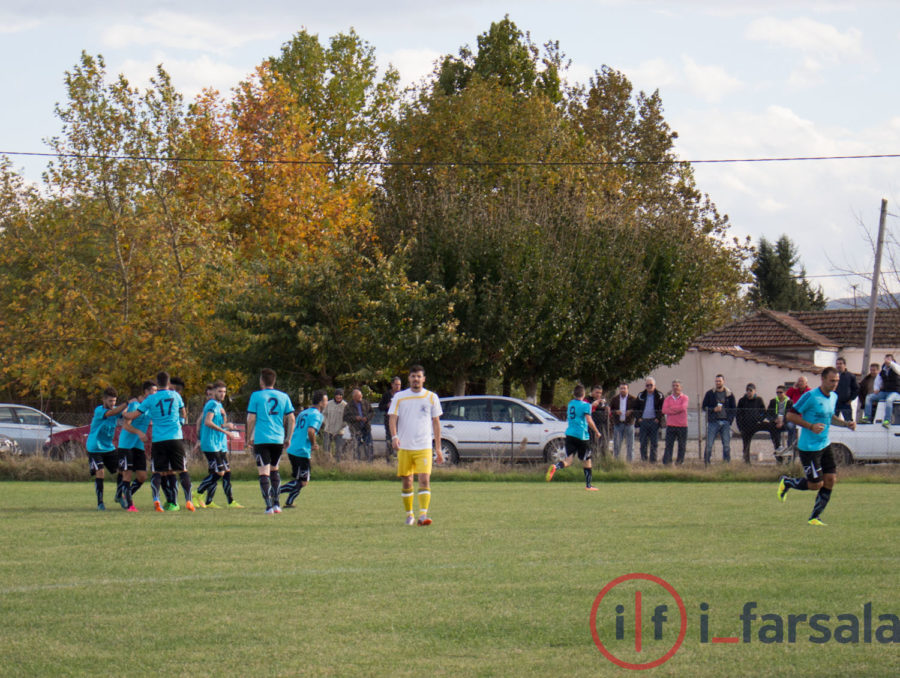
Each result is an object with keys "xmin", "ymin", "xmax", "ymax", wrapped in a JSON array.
[
  {"xmin": 453, "ymin": 374, "xmax": 467, "ymax": 396},
  {"xmin": 502, "ymin": 374, "xmax": 511, "ymax": 397},
  {"xmin": 540, "ymin": 378, "xmax": 555, "ymax": 408},
  {"xmin": 523, "ymin": 377, "xmax": 538, "ymax": 404}
]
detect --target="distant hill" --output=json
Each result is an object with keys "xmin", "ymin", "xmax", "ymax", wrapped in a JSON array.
[{"xmin": 827, "ymin": 293, "xmax": 899, "ymax": 310}]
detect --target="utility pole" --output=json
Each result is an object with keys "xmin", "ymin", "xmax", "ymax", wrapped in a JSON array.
[{"xmin": 862, "ymin": 198, "xmax": 888, "ymax": 374}]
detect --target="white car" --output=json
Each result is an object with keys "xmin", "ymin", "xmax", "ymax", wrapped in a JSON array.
[
  {"xmin": 436, "ymin": 395, "xmax": 568, "ymax": 465},
  {"xmin": 0, "ymin": 404, "xmax": 73, "ymax": 455},
  {"xmin": 830, "ymin": 401, "xmax": 900, "ymax": 464}
]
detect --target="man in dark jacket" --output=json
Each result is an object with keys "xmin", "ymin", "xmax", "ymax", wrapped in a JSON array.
[
  {"xmin": 636, "ymin": 377, "xmax": 664, "ymax": 463},
  {"xmin": 702, "ymin": 374, "xmax": 736, "ymax": 464},
  {"xmin": 834, "ymin": 357, "xmax": 859, "ymax": 421},
  {"xmin": 736, "ymin": 383, "xmax": 768, "ymax": 464},
  {"xmin": 609, "ymin": 383, "xmax": 639, "ymax": 462}
]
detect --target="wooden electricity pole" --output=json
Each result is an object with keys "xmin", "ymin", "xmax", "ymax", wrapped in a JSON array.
[{"xmin": 861, "ymin": 198, "xmax": 888, "ymax": 374}]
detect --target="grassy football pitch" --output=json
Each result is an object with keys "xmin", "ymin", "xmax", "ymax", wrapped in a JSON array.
[{"xmin": 0, "ymin": 480, "xmax": 897, "ymax": 678}]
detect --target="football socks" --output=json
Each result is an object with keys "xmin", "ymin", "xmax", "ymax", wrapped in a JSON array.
[
  {"xmin": 417, "ymin": 489, "xmax": 431, "ymax": 516},
  {"xmin": 810, "ymin": 487, "xmax": 832, "ymax": 521},
  {"xmin": 269, "ymin": 470, "xmax": 281, "ymax": 507},
  {"xmin": 258, "ymin": 475, "xmax": 273, "ymax": 510}
]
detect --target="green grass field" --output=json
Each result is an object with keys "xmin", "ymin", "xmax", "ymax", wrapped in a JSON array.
[{"xmin": 1, "ymin": 479, "xmax": 898, "ymax": 677}]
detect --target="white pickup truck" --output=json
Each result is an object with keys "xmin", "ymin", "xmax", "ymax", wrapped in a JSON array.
[{"xmin": 829, "ymin": 401, "xmax": 900, "ymax": 464}]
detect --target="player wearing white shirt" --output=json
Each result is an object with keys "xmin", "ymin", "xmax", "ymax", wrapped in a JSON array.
[{"xmin": 388, "ymin": 365, "xmax": 443, "ymax": 526}]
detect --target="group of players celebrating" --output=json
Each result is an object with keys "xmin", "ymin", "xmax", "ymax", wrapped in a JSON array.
[
  {"xmin": 86, "ymin": 365, "xmax": 444, "ymax": 524},
  {"xmin": 85, "ymin": 369, "xmax": 325, "ymax": 514}
]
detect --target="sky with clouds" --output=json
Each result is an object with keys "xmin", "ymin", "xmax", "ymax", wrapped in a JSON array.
[{"xmin": 2, "ymin": 0, "xmax": 898, "ymax": 299}]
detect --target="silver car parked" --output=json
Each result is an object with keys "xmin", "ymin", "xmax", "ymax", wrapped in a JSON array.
[
  {"xmin": 0, "ymin": 404, "xmax": 73, "ymax": 454},
  {"xmin": 436, "ymin": 396, "xmax": 567, "ymax": 465}
]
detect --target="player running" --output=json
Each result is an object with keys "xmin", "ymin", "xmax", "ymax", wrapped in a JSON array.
[
  {"xmin": 545, "ymin": 384, "xmax": 603, "ymax": 490},
  {"xmin": 114, "ymin": 380, "xmax": 157, "ymax": 510},
  {"xmin": 195, "ymin": 380, "xmax": 243, "ymax": 509},
  {"xmin": 125, "ymin": 371, "xmax": 195, "ymax": 512},
  {"xmin": 777, "ymin": 367, "xmax": 856, "ymax": 526},
  {"xmin": 86, "ymin": 387, "xmax": 129, "ymax": 510},
  {"xmin": 246, "ymin": 368, "xmax": 295, "ymax": 514},
  {"xmin": 388, "ymin": 365, "xmax": 443, "ymax": 526},
  {"xmin": 280, "ymin": 390, "xmax": 327, "ymax": 508}
]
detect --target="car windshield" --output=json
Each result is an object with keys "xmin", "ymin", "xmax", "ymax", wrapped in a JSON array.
[
  {"xmin": 530, "ymin": 404, "xmax": 559, "ymax": 421},
  {"xmin": 14, "ymin": 408, "xmax": 50, "ymax": 425}
]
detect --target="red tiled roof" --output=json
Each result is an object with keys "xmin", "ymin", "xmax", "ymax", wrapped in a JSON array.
[
  {"xmin": 693, "ymin": 308, "xmax": 900, "ymax": 350},
  {"xmin": 791, "ymin": 309, "xmax": 900, "ymax": 346},
  {"xmin": 693, "ymin": 309, "xmax": 836, "ymax": 349}
]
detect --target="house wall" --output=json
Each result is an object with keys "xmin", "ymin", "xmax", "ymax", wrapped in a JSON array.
[
  {"xmin": 627, "ymin": 349, "xmax": 821, "ymax": 439},
  {"xmin": 837, "ymin": 347, "xmax": 900, "ymax": 375}
]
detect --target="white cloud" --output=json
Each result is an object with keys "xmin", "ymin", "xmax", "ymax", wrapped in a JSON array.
[
  {"xmin": 746, "ymin": 16, "xmax": 863, "ymax": 58},
  {"xmin": 379, "ymin": 48, "xmax": 442, "ymax": 87},
  {"xmin": 115, "ymin": 54, "xmax": 249, "ymax": 101},
  {"xmin": 623, "ymin": 58, "xmax": 680, "ymax": 93},
  {"xmin": 681, "ymin": 56, "xmax": 742, "ymax": 103},
  {"xmin": 563, "ymin": 62, "xmax": 594, "ymax": 89},
  {"xmin": 0, "ymin": 15, "xmax": 40, "ymax": 33},
  {"xmin": 102, "ymin": 11, "xmax": 277, "ymax": 55},
  {"xmin": 746, "ymin": 17, "xmax": 864, "ymax": 87},
  {"xmin": 623, "ymin": 57, "xmax": 740, "ymax": 102}
]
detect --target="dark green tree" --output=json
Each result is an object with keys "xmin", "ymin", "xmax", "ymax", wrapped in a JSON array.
[
  {"xmin": 380, "ymin": 17, "xmax": 749, "ymax": 397},
  {"xmin": 748, "ymin": 235, "xmax": 826, "ymax": 311}
]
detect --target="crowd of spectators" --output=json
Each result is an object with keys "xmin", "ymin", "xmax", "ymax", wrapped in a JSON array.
[{"xmin": 581, "ymin": 354, "xmax": 900, "ymax": 465}]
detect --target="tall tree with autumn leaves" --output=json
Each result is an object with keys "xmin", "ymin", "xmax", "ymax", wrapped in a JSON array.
[{"xmin": 0, "ymin": 54, "xmax": 236, "ymax": 398}]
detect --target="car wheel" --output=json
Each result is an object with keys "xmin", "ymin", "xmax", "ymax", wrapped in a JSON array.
[
  {"xmin": 439, "ymin": 440, "xmax": 459, "ymax": 466},
  {"xmin": 831, "ymin": 443, "xmax": 853, "ymax": 466},
  {"xmin": 544, "ymin": 438, "xmax": 566, "ymax": 464}
]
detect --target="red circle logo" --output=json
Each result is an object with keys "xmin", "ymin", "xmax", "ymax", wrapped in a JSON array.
[{"xmin": 589, "ymin": 573, "xmax": 687, "ymax": 670}]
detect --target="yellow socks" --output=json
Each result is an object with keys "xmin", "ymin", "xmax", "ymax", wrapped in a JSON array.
[
  {"xmin": 417, "ymin": 488, "xmax": 431, "ymax": 516},
  {"xmin": 402, "ymin": 490, "xmax": 414, "ymax": 513}
]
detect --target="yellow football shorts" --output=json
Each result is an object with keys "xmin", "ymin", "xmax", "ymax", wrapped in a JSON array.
[{"xmin": 397, "ymin": 448, "xmax": 433, "ymax": 477}]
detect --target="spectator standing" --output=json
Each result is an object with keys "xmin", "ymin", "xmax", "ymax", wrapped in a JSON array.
[
  {"xmin": 736, "ymin": 383, "xmax": 768, "ymax": 464},
  {"xmin": 322, "ymin": 388, "xmax": 348, "ymax": 461},
  {"xmin": 661, "ymin": 380, "xmax": 689, "ymax": 465},
  {"xmin": 587, "ymin": 385, "xmax": 609, "ymax": 458},
  {"xmin": 379, "ymin": 377, "xmax": 402, "ymax": 464},
  {"xmin": 834, "ymin": 357, "xmax": 859, "ymax": 422},
  {"xmin": 702, "ymin": 374, "xmax": 736, "ymax": 464},
  {"xmin": 345, "ymin": 388, "xmax": 375, "ymax": 461},
  {"xmin": 857, "ymin": 362, "xmax": 880, "ymax": 419},
  {"xmin": 636, "ymin": 378, "xmax": 664, "ymax": 463},
  {"xmin": 609, "ymin": 383, "xmax": 638, "ymax": 462}
]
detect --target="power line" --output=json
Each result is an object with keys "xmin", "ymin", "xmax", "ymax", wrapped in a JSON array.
[
  {"xmin": 1, "ymin": 149, "xmax": 900, "ymax": 167},
  {"xmin": 798, "ymin": 270, "xmax": 900, "ymax": 279}
]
